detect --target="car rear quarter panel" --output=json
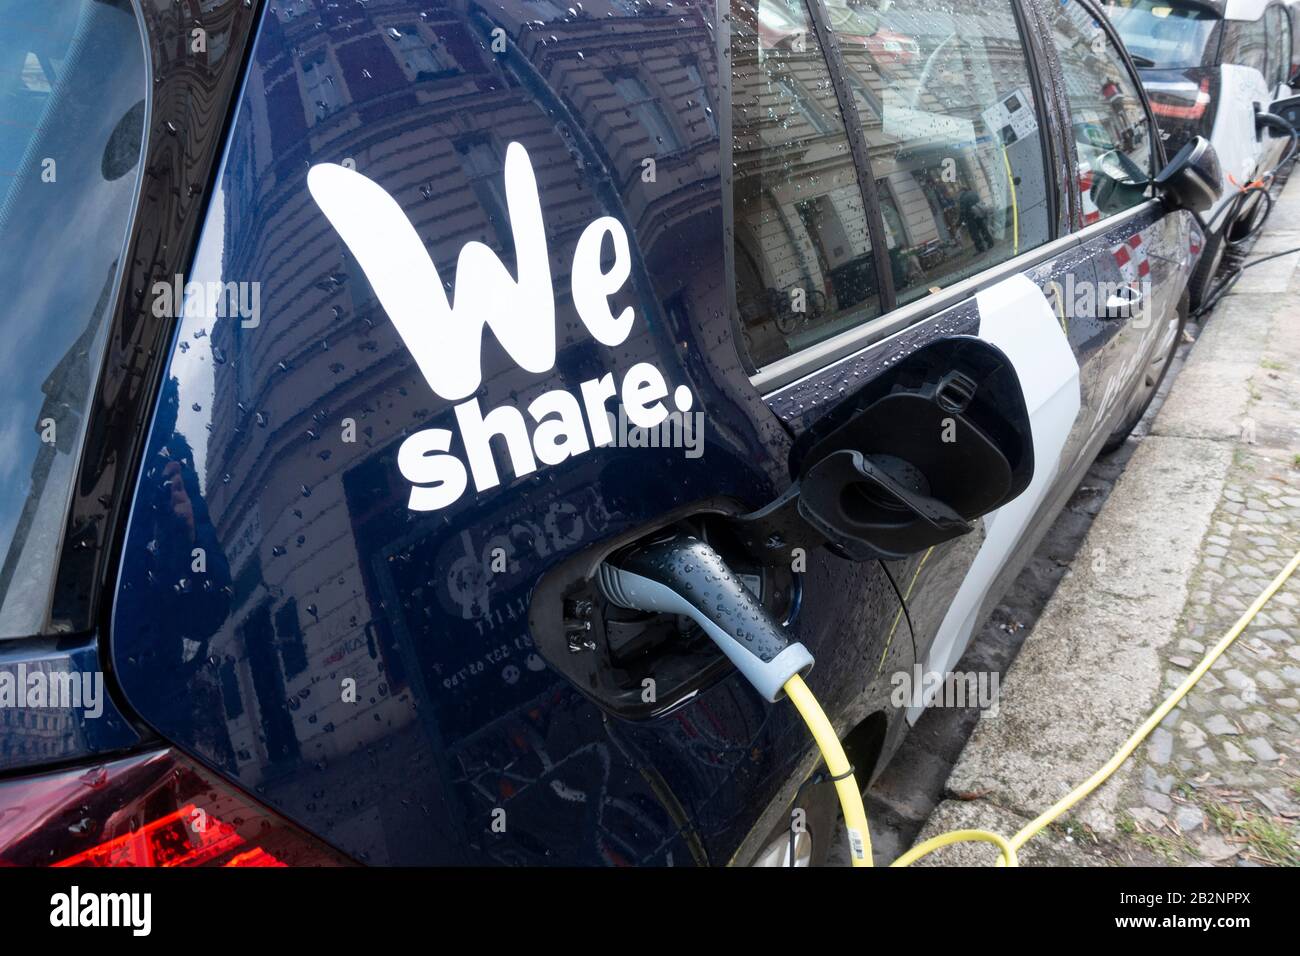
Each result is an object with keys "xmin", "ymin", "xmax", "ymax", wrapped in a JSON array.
[{"xmin": 108, "ymin": 0, "xmax": 910, "ymax": 866}]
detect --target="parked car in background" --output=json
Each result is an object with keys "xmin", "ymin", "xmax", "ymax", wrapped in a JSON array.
[
  {"xmin": 1105, "ymin": 0, "xmax": 1297, "ymax": 305},
  {"xmin": 0, "ymin": 0, "xmax": 1218, "ymax": 868}
]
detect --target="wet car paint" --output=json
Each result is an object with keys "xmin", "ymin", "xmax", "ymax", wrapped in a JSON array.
[
  {"xmin": 0, "ymin": 0, "xmax": 1192, "ymax": 868},
  {"xmin": 108, "ymin": 0, "xmax": 909, "ymax": 865}
]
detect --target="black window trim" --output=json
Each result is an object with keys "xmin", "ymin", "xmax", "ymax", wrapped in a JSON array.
[
  {"xmin": 1020, "ymin": 0, "xmax": 1082, "ymax": 231},
  {"xmin": 719, "ymin": 0, "xmax": 751, "ymax": 373},
  {"xmin": 1013, "ymin": 0, "xmax": 1067, "ymax": 241},
  {"xmin": 805, "ymin": 0, "xmax": 896, "ymax": 314}
]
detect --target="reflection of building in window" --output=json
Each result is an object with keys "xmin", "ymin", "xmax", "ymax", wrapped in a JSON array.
[
  {"xmin": 388, "ymin": 25, "xmax": 448, "ymax": 79},
  {"xmin": 820, "ymin": 0, "xmax": 1052, "ymax": 303},
  {"xmin": 613, "ymin": 74, "xmax": 682, "ymax": 154},
  {"xmin": 1048, "ymin": 2, "xmax": 1152, "ymax": 217},
  {"xmin": 772, "ymin": 197, "xmax": 820, "ymax": 292},
  {"xmin": 846, "ymin": 73, "xmax": 882, "ymax": 122},
  {"xmin": 797, "ymin": 190, "xmax": 875, "ymax": 313},
  {"xmin": 303, "ymin": 53, "xmax": 343, "ymax": 119},
  {"xmin": 877, "ymin": 175, "xmax": 941, "ymax": 251},
  {"xmin": 912, "ymin": 165, "xmax": 957, "ymax": 245},
  {"xmin": 729, "ymin": 0, "xmax": 881, "ymax": 366},
  {"xmin": 775, "ymin": 75, "xmax": 834, "ymax": 135}
]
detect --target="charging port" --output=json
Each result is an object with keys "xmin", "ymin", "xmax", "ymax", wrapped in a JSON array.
[{"xmin": 529, "ymin": 512, "xmax": 800, "ymax": 718}]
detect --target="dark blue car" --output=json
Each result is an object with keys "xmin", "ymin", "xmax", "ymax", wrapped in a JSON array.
[{"xmin": 0, "ymin": 0, "xmax": 1218, "ymax": 866}]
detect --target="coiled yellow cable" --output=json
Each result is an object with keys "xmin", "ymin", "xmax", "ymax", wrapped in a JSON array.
[{"xmin": 785, "ymin": 546, "xmax": 1300, "ymax": 867}]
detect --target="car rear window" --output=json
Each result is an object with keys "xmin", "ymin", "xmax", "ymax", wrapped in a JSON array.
[
  {"xmin": 1104, "ymin": 0, "xmax": 1222, "ymax": 70},
  {"xmin": 1221, "ymin": 14, "xmax": 1271, "ymax": 76},
  {"xmin": 0, "ymin": 0, "xmax": 147, "ymax": 638}
]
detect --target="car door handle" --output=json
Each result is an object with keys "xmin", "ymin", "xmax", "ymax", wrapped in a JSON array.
[{"xmin": 1103, "ymin": 289, "xmax": 1144, "ymax": 319}]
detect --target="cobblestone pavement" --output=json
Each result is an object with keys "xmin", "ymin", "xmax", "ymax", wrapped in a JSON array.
[
  {"xmin": 1119, "ymin": 460, "xmax": 1300, "ymax": 866},
  {"xmin": 1110, "ymin": 282, "xmax": 1300, "ymax": 867},
  {"xmin": 874, "ymin": 178, "xmax": 1300, "ymax": 867}
]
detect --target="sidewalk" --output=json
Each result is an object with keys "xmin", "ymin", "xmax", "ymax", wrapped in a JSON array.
[{"xmin": 912, "ymin": 180, "xmax": 1300, "ymax": 866}]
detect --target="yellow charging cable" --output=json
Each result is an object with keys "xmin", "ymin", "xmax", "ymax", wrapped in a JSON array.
[
  {"xmin": 785, "ymin": 546, "xmax": 1300, "ymax": 867},
  {"xmin": 783, "ymin": 673, "xmax": 873, "ymax": 867}
]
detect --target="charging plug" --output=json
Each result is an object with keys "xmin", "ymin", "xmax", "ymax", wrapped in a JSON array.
[{"xmin": 598, "ymin": 533, "xmax": 813, "ymax": 702}]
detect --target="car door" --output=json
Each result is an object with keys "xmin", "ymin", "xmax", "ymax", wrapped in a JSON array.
[
  {"xmin": 906, "ymin": 0, "xmax": 1195, "ymax": 713},
  {"xmin": 891, "ymin": 0, "xmax": 1193, "ymax": 718},
  {"xmin": 753, "ymin": 0, "xmax": 1174, "ymax": 722}
]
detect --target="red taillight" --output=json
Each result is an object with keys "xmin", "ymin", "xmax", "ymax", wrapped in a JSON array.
[
  {"xmin": 0, "ymin": 749, "xmax": 351, "ymax": 867},
  {"xmin": 1149, "ymin": 76, "xmax": 1212, "ymax": 121}
]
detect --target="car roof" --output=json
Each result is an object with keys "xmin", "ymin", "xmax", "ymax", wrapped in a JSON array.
[
  {"xmin": 1171, "ymin": 0, "xmax": 1292, "ymax": 21},
  {"xmin": 1167, "ymin": 0, "xmax": 1279, "ymax": 22},
  {"xmin": 1222, "ymin": 0, "xmax": 1275, "ymax": 22}
]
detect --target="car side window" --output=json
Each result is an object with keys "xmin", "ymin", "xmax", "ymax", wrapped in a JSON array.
[
  {"xmin": 1267, "ymin": 6, "xmax": 1289, "ymax": 88},
  {"xmin": 1046, "ymin": 1, "xmax": 1155, "ymax": 225},
  {"xmin": 1283, "ymin": 9, "xmax": 1295, "ymax": 85},
  {"xmin": 822, "ymin": 0, "xmax": 1052, "ymax": 307},
  {"xmin": 0, "ymin": 0, "xmax": 148, "ymax": 638},
  {"xmin": 732, "ymin": 0, "xmax": 882, "ymax": 367},
  {"xmin": 1225, "ymin": 17, "xmax": 1270, "ymax": 76}
]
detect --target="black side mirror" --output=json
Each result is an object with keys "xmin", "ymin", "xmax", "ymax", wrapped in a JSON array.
[
  {"xmin": 1154, "ymin": 136, "xmax": 1222, "ymax": 214},
  {"xmin": 1269, "ymin": 94, "xmax": 1300, "ymax": 132}
]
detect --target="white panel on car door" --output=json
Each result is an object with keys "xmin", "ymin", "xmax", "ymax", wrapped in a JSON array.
[{"xmin": 907, "ymin": 273, "xmax": 1081, "ymax": 722}]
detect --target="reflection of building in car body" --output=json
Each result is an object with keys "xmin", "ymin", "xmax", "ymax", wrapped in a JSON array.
[
  {"xmin": 195, "ymin": 0, "xmax": 734, "ymax": 843},
  {"xmin": 0, "ymin": 664, "xmax": 79, "ymax": 765}
]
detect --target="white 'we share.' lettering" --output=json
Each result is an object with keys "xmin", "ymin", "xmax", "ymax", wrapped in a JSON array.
[{"xmin": 308, "ymin": 142, "xmax": 690, "ymax": 512}]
